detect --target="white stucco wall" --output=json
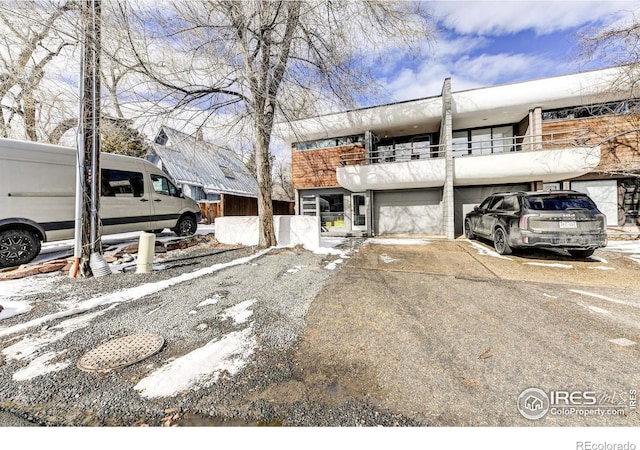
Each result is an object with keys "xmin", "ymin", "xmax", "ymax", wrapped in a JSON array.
[
  {"xmin": 336, "ymin": 147, "xmax": 601, "ymax": 191},
  {"xmin": 215, "ymin": 215, "xmax": 320, "ymax": 250}
]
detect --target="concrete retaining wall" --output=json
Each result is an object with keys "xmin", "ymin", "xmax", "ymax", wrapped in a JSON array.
[{"xmin": 215, "ymin": 215, "xmax": 320, "ymax": 250}]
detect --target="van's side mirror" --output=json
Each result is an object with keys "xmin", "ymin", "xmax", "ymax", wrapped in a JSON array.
[{"xmin": 474, "ymin": 205, "xmax": 480, "ymax": 211}]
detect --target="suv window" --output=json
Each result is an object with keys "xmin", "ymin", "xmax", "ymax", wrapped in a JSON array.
[
  {"xmin": 501, "ymin": 195, "xmax": 520, "ymax": 212},
  {"xmin": 478, "ymin": 197, "xmax": 493, "ymax": 210},
  {"xmin": 524, "ymin": 193, "xmax": 598, "ymax": 212},
  {"xmin": 488, "ymin": 196, "xmax": 504, "ymax": 210}
]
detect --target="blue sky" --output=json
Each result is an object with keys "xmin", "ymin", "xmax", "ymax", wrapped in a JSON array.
[{"xmin": 379, "ymin": 1, "xmax": 640, "ymax": 102}]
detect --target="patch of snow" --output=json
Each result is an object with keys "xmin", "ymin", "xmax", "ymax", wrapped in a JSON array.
[
  {"xmin": 219, "ymin": 300, "xmax": 255, "ymax": 325},
  {"xmin": 580, "ymin": 304, "xmax": 611, "ymax": 315},
  {"xmin": 135, "ymin": 327, "xmax": 255, "ymax": 398},
  {"xmin": 467, "ymin": 241, "xmax": 512, "ymax": 260},
  {"xmin": 380, "ymin": 254, "xmax": 398, "ymax": 264},
  {"xmin": 286, "ymin": 265, "xmax": 306, "ymax": 274},
  {"xmin": 0, "ymin": 249, "xmax": 272, "ymax": 338},
  {"xmin": 523, "ymin": 262, "xmax": 573, "ymax": 269},
  {"xmin": 0, "ymin": 300, "xmax": 32, "ymax": 320},
  {"xmin": 0, "ymin": 273, "xmax": 60, "ymax": 303},
  {"xmin": 324, "ymin": 258, "xmax": 344, "ymax": 270},
  {"xmin": 570, "ymin": 289, "xmax": 638, "ymax": 308},
  {"xmin": 2, "ymin": 307, "xmax": 113, "ymax": 361},
  {"xmin": 609, "ymin": 338, "xmax": 637, "ymax": 347},
  {"xmin": 605, "ymin": 241, "xmax": 640, "ymax": 264},
  {"xmin": 312, "ymin": 237, "xmax": 349, "ymax": 256},
  {"xmin": 588, "ymin": 266, "xmax": 615, "ymax": 271},
  {"xmin": 543, "ymin": 293, "xmax": 558, "ymax": 299},
  {"xmin": 590, "ymin": 256, "xmax": 608, "ymax": 264},
  {"xmin": 12, "ymin": 350, "xmax": 70, "ymax": 381},
  {"xmin": 197, "ymin": 296, "xmax": 222, "ymax": 308},
  {"xmin": 365, "ymin": 238, "xmax": 432, "ymax": 246}
]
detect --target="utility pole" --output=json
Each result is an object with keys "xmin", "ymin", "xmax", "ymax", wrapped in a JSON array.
[{"xmin": 71, "ymin": 0, "xmax": 110, "ymax": 278}]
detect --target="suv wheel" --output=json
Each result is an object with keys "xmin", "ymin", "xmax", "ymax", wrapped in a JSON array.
[
  {"xmin": 464, "ymin": 219, "xmax": 476, "ymax": 240},
  {"xmin": 568, "ymin": 249, "xmax": 595, "ymax": 258},
  {"xmin": 493, "ymin": 227, "xmax": 512, "ymax": 255}
]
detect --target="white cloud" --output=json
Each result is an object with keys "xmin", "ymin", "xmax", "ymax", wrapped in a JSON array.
[
  {"xmin": 429, "ymin": 1, "xmax": 637, "ymax": 36},
  {"xmin": 383, "ymin": 52, "xmax": 567, "ymax": 101}
]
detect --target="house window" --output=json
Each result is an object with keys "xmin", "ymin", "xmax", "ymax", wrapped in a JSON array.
[
  {"xmin": 295, "ymin": 135, "xmax": 364, "ymax": 151},
  {"xmin": 319, "ymin": 194, "xmax": 345, "ymax": 230},
  {"xmin": 542, "ymin": 99, "xmax": 640, "ymax": 121},
  {"xmin": 452, "ymin": 130, "xmax": 469, "ymax": 157},
  {"xmin": 452, "ymin": 125, "xmax": 515, "ymax": 156},
  {"xmin": 373, "ymin": 134, "xmax": 435, "ymax": 162}
]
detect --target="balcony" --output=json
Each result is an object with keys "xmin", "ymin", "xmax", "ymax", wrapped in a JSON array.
[{"xmin": 336, "ymin": 130, "xmax": 601, "ymax": 191}]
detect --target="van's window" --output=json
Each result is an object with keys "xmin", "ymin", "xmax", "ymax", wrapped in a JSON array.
[
  {"xmin": 151, "ymin": 174, "xmax": 179, "ymax": 197},
  {"xmin": 101, "ymin": 169, "xmax": 144, "ymax": 197}
]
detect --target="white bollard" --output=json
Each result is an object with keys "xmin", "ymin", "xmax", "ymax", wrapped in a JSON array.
[{"xmin": 136, "ymin": 232, "xmax": 156, "ymax": 274}]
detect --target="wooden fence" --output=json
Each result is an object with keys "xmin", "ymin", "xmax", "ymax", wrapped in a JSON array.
[{"xmin": 199, "ymin": 193, "xmax": 294, "ymax": 224}]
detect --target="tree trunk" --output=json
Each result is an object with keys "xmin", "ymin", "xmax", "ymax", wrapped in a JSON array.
[{"xmin": 255, "ymin": 122, "xmax": 276, "ymax": 248}]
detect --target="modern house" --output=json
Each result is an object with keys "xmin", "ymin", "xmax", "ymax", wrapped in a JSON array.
[{"xmin": 276, "ymin": 66, "xmax": 640, "ymax": 238}]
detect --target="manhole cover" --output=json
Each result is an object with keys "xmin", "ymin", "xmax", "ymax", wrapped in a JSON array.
[{"xmin": 77, "ymin": 334, "xmax": 165, "ymax": 372}]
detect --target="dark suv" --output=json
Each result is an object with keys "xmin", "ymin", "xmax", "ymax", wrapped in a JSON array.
[{"xmin": 464, "ymin": 190, "xmax": 607, "ymax": 257}]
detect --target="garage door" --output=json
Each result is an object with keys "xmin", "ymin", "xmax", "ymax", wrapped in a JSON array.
[
  {"xmin": 374, "ymin": 189, "xmax": 443, "ymax": 235},
  {"xmin": 453, "ymin": 184, "xmax": 529, "ymax": 235}
]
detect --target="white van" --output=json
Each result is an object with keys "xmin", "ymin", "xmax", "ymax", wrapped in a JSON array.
[{"xmin": 0, "ymin": 137, "xmax": 202, "ymax": 267}]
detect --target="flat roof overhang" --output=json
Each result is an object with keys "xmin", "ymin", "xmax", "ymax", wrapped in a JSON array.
[
  {"xmin": 336, "ymin": 147, "xmax": 601, "ymax": 191},
  {"xmin": 276, "ymin": 66, "xmax": 632, "ymax": 143}
]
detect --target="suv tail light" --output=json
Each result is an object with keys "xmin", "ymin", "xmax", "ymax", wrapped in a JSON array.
[
  {"xmin": 519, "ymin": 214, "xmax": 537, "ymax": 229},
  {"xmin": 595, "ymin": 213, "xmax": 606, "ymax": 226}
]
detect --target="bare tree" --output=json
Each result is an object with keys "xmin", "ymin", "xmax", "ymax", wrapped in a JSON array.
[
  {"xmin": 0, "ymin": 0, "xmax": 79, "ymax": 142},
  {"xmin": 578, "ymin": 10, "xmax": 640, "ymax": 178},
  {"xmin": 272, "ymin": 159, "xmax": 294, "ymax": 201},
  {"xmin": 113, "ymin": 0, "xmax": 434, "ymax": 248}
]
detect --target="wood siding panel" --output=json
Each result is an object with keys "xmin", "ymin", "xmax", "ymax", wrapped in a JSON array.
[
  {"xmin": 542, "ymin": 115, "xmax": 640, "ymax": 174},
  {"xmin": 198, "ymin": 195, "xmax": 294, "ymax": 224},
  {"xmin": 292, "ymin": 144, "xmax": 365, "ymax": 189}
]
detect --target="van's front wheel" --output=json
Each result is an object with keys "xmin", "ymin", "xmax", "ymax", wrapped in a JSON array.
[
  {"xmin": 172, "ymin": 215, "xmax": 197, "ymax": 237},
  {"xmin": 0, "ymin": 229, "xmax": 41, "ymax": 268}
]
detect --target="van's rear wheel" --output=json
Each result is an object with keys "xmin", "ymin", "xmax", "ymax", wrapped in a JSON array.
[
  {"xmin": 0, "ymin": 229, "xmax": 41, "ymax": 268},
  {"xmin": 172, "ymin": 215, "xmax": 197, "ymax": 237}
]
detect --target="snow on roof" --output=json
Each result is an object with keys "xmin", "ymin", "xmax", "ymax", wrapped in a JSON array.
[{"xmin": 148, "ymin": 126, "xmax": 258, "ymax": 198}]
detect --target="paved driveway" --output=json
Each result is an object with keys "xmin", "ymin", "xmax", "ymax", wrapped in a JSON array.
[{"xmin": 290, "ymin": 238, "xmax": 640, "ymax": 426}]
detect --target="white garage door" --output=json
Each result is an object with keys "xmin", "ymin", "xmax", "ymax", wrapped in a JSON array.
[
  {"xmin": 571, "ymin": 179, "xmax": 618, "ymax": 226},
  {"xmin": 374, "ymin": 189, "xmax": 443, "ymax": 235}
]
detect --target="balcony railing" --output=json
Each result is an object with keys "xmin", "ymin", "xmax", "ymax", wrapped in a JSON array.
[{"xmin": 338, "ymin": 129, "xmax": 592, "ymax": 166}]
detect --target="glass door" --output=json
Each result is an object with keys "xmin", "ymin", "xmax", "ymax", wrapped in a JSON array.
[{"xmin": 352, "ymin": 193, "xmax": 367, "ymax": 231}]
